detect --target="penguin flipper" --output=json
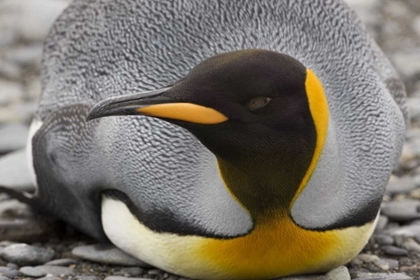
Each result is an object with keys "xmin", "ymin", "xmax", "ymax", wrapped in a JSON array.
[{"xmin": 30, "ymin": 104, "xmax": 108, "ymax": 242}]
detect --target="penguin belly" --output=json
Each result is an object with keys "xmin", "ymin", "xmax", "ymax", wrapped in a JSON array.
[{"xmin": 102, "ymin": 195, "xmax": 378, "ymax": 280}]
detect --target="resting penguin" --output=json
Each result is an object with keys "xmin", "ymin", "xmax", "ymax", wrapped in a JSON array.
[{"xmin": 4, "ymin": 0, "xmax": 407, "ymax": 279}]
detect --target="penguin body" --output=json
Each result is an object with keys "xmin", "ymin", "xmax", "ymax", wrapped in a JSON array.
[{"xmin": 24, "ymin": 0, "xmax": 407, "ymax": 279}]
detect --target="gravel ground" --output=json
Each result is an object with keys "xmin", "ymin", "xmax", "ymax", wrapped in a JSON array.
[{"xmin": 0, "ymin": 0, "xmax": 420, "ymax": 279}]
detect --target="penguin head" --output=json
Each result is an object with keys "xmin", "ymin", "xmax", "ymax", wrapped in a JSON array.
[{"xmin": 87, "ymin": 49, "xmax": 327, "ymax": 163}]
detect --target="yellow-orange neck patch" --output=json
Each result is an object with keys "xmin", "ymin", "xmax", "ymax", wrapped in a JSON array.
[{"xmin": 290, "ymin": 68, "xmax": 329, "ymax": 208}]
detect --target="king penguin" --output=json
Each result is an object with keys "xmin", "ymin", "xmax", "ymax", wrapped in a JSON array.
[{"xmin": 13, "ymin": 0, "xmax": 408, "ymax": 279}]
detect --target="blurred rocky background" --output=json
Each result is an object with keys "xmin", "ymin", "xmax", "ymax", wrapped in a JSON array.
[{"xmin": 0, "ymin": 0, "xmax": 420, "ymax": 279}]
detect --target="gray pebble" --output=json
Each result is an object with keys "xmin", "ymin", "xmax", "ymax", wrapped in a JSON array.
[
  {"xmin": 3, "ymin": 45, "xmax": 43, "ymax": 66},
  {"xmin": 374, "ymin": 234, "xmax": 394, "ymax": 245},
  {"xmin": 6, "ymin": 263, "xmax": 17, "ymax": 269},
  {"xmin": 0, "ymin": 124, "xmax": 28, "ymax": 154},
  {"xmin": 0, "ymin": 148, "xmax": 35, "ymax": 192},
  {"xmin": 402, "ymin": 237, "xmax": 420, "ymax": 252},
  {"xmin": 0, "ymin": 241, "xmax": 15, "ymax": 249},
  {"xmin": 6, "ymin": 0, "xmax": 71, "ymax": 42},
  {"xmin": 394, "ymin": 235, "xmax": 405, "ymax": 247},
  {"xmin": 353, "ymin": 272, "xmax": 412, "ymax": 279},
  {"xmin": 0, "ymin": 276, "xmax": 10, "ymax": 280},
  {"xmin": 0, "ymin": 101, "xmax": 38, "ymax": 124},
  {"xmin": 411, "ymin": 219, "xmax": 420, "ymax": 225},
  {"xmin": 34, "ymin": 265, "xmax": 74, "ymax": 276},
  {"xmin": 385, "ymin": 224, "xmax": 420, "ymax": 237},
  {"xmin": 0, "ymin": 199, "xmax": 31, "ymax": 217},
  {"xmin": 381, "ymin": 258, "xmax": 399, "ymax": 270},
  {"xmin": 0, "ymin": 243, "xmax": 54, "ymax": 266},
  {"xmin": 0, "ymin": 217, "xmax": 61, "ymax": 243},
  {"xmin": 147, "ymin": 269, "xmax": 162, "ymax": 275},
  {"xmin": 279, "ymin": 275, "xmax": 326, "ymax": 279},
  {"xmin": 374, "ymin": 215, "xmax": 388, "ymax": 233},
  {"xmin": 353, "ymin": 254, "xmax": 380, "ymax": 264},
  {"xmin": 73, "ymin": 276, "xmax": 99, "ymax": 280},
  {"xmin": 44, "ymin": 258, "xmax": 78, "ymax": 266},
  {"xmin": 372, "ymin": 258, "xmax": 390, "ymax": 271},
  {"xmin": 386, "ymin": 177, "xmax": 417, "ymax": 194},
  {"xmin": 72, "ymin": 244, "xmax": 150, "ymax": 267},
  {"xmin": 0, "ymin": 80, "xmax": 24, "ymax": 106},
  {"xmin": 0, "ymin": 31, "xmax": 17, "ymax": 47},
  {"xmin": 0, "ymin": 267, "xmax": 18, "ymax": 278},
  {"xmin": 381, "ymin": 200, "xmax": 420, "ymax": 222},
  {"xmin": 114, "ymin": 267, "xmax": 143, "ymax": 277},
  {"xmin": 0, "ymin": 59, "xmax": 21, "ymax": 80},
  {"xmin": 36, "ymin": 277, "xmax": 63, "ymax": 280},
  {"xmin": 414, "ymin": 234, "xmax": 420, "ymax": 244},
  {"xmin": 104, "ymin": 277, "xmax": 149, "ymax": 280},
  {"xmin": 325, "ymin": 266, "xmax": 350, "ymax": 280},
  {"xmin": 19, "ymin": 266, "xmax": 46, "ymax": 278},
  {"xmin": 381, "ymin": 245, "xmax": 409, "ymax": 256},
  {"xmin": 390, "ymin": 51, "xmax": 420, "ymax": 78}
]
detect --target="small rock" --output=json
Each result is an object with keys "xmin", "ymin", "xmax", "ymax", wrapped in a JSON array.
[
  {"xmin": 3, "ymin": 45, "xmax": 43, "ymax": 66},
  {"xmin": 37, "ymin": 277, "xmax": 63, "ymax": 280},
  {"xmin": 374, "ymin": 215, "xmax": 388, "ymax": 233},
  {"xmin": 372, "ymin": 258, "xmax": 390, "ymax": 271},
  {"xmin": 114, "ymin": 267, "xmax": 143, "ymax": 277},
  {"xmin": 0, "ymin": 243, "xmax": 54, "ymax": 266},
  {"xmin": 5, "ymin": 263, "xmax": 17, "ymax": 269},
  {"xmin": 19, "ymin": 266, "xmax": 46, "ymax": 277},
  {"xmin": 44, "ymin": 258, "xmax": 78, "ymax": 266},
  {"xmin": 0, "ymin": 148, "xmax": 35, "ymax": 192},
  {"xmin": 73, "ymin": 276, "xmax": 99, "ymax": 280},
  {"xmin": 0, "ymin": 124, "xmax": 29, "ymax": 154},
  {"xmin": 390, "ymin": 51, "xmax": 420, "ymax": 78},
  {"xmin": 147, "ymin": 269, "xmax": 162, "ymax": 275},
  {"xmin": 385, "ymin": 224, "xmax": 420, "ymax": 237},
  {"xmin": 0, "ymin": 80, "xmax": 24, "ymax": 106},
  {"xmin": 34, "ymin": 265, "xmax": 74, "ymax": 276},
  {"xmin": 0, "ymin": 0, "xmax": 71, "ymax": 42},
  {"xmin": 0, "ymin": 217, "xmax": 62, "ymax": 243},
  {"xmin": 410, "ymin": 188, "xmax": 420, "ymax": 199},
  {"xmin": 280, "ymin": 275, "xmax": 326, "ymax": 280},
  {"xmin": 374, "ymin": 234, "xmax": 394, "ymax": 245},
  {"xmin": 0, "ymin": 102, "xmax": 37, "ymax": 124},
  {"xmin": 0, "ymin": 30, "xmax": 17, "ymax": 47},
  {"xmin": 386, "ymin": 177, "xmax": 417, "ymax": 194},
  {"xmin": 72, "ymin": 244, "xmax": 150, "ymax": 267},
  {"xmin": 325, "ymin": 266, "xmax": 350, "ymax": 280},
  {"xmin": 354, "ymin": 254, "xmax": 380, "ymax": 264},
  {"xmin": 0, "ymin": 199, "xmax": 31, "ymax": 217},
  {"xmin": 0, "ymin": 241, "xmax": 15, "ymax": 249},
  {"xmin": 0, "ymin": 267, "xmax": 18, "ymax": 278},
  {"xmin": 353, "ymin": 272, "xmax": 412, "ymax": 279},
  {"xmin": 0, "ymin": 276, "xmax": 10, "ymax": 280},
  {"xmin": 374, "ymin": 258, "xmax": 399, "ymax": 271},
  {"xmin": 381, "ymin": 200, "xmax": 420, "ymax": 221},
  {"xmin": 402, "ymin": 237, "xmax": 420, "ymax": 253},
  {"xmin": 394, "ymin": 235, "xmax": 405, "ymax": 247},
  {"xmin": 381, "ymin": 245, "xmax": 409, "ymax": 256},
  {"xmin": 0, "ymin": 60, "xmax": 21, "ymax": 80},
  {"xmin": 104, "ymin": 277, "xmax": 149, "ymax": 280}
]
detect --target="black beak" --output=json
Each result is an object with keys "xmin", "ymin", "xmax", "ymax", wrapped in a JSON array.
[{"xmin": 86, "ymin": 87, "xmax": 172, "ymax": 121}]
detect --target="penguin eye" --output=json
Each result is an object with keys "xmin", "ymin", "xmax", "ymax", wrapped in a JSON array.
[{"xmin": 246, "ymin": 97, "xmax": 272, "ymax": 111}]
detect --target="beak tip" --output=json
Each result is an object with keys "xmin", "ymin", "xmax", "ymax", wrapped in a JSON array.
[{"xmin": 86, "ymin": 107, "xmax": 100, "ymax": 122}]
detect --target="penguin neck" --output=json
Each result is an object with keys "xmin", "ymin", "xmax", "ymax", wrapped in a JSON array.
[{"xmin": 215, "ymin": 134, "xmax": 316, "ymax": 224}]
